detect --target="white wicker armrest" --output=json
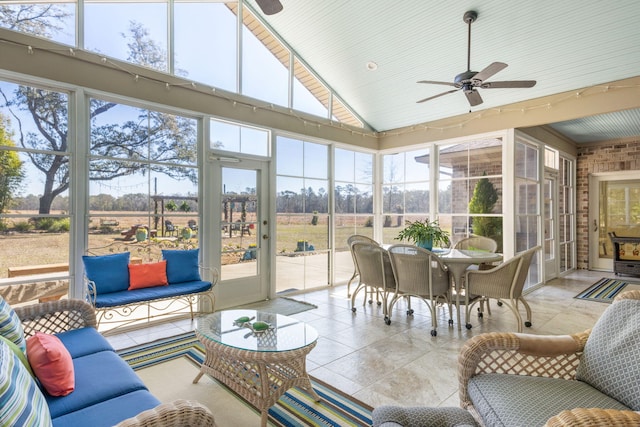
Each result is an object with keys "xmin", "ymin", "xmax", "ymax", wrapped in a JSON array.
[
  {"xmin": 458, "ymin": 330, "xmax": 590, "ymax": 409},
  {"xmin": 115, "ymin": 399, "xmax": 216, "ymax": 427},
  {"xmin": 14, "ymin": 299, "xmax": 97, "ymax": 337},
  {"xmin": 544, "ymin": 408, "xmax": 640, "ymax": 427}
]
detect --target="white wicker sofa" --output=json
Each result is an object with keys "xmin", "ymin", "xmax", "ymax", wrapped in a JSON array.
[
  {"xmin": 458, "ymin": 289, "xmax": 640, "ymax": 427},
  {"xmin": 2, "ymin": 297, "xmax": 215, "ymax": 427}
]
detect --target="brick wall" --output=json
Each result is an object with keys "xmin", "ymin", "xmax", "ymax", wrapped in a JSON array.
[{"xmin": 576, "ymin": 138, "xmax": 640, "ymax": 269}]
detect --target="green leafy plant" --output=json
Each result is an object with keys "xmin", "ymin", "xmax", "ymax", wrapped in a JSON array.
[
  {"xmin": 179, "ymin": 201, "xmax": 191, "ymax": 212},
  {"xmin": 396, "ymin": 219, "xmax": 450, "ymax": 249},
  {"xmin": 166, "ymin": 200, "xmax": 177, "ymax": 211}
]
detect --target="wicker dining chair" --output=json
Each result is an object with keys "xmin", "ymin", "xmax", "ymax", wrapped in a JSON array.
[
  {"xmin": 350, "ymin": 242, "xmax": 396, "ymax": 320},
  {"xmin": 386, "ymin": 244, "xmax": 452, "ymax": 336},
  {"xmin": 454, "ymin": 235, "xmax": 498, "ymax": 253},
  {"xmin": 463, "ymin": 246, "xmax": 539, "ymax": 332},
  {"xmin": 346, "ymin": 235, "xmax": 379, "ymax": 298}
]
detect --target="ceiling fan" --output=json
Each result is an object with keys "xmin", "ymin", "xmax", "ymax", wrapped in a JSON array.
[
  {"xmin": 417, "ymin": 10, "xmax": 536, "ymax": 107},
  {"xmin": 255, "ymin": 0, "xmax": 283, "ymax": 15}
]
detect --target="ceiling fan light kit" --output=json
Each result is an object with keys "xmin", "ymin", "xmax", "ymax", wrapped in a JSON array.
[{"xmin": 417, "ymin": 10, "xmax": 536, "ymax": 106}]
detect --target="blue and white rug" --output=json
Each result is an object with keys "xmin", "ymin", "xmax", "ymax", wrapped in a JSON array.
[{"xmin": 118, "ymin": 332, "xmax": 372, "ymax": 427}]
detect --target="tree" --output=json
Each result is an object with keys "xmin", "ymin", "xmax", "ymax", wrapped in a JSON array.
[
  {"xmin": 469, "ymin": 173, "xmax": 502, "ymax": 250},
  {"xmin": 0, "ymin": 116, "xmax": 25, "ymax": 214},
  {"xmin": 0, "ymin": 4, "xmax": 70, "ymax": 37},
  {"xmin": 0, "ymin": 17, "xmax": 196, "ymax": 214}
]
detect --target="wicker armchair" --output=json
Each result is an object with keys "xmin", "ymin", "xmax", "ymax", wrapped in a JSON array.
[
  {"xmin": 14, "ymin": 299, "xmax": 216, "ymax": 427},
  {"xmin": 386, "ymin": 244, "xmax": 452, "ymax": 336},
  {"xmin": 350, "ymin": 242, "xmax": 396, "ymax": 319},
  {"xmin": 458, "ymin": 289, "xmax": 640, "ymax": 427},
  {"xmin": 454, "ymin": 236, "xmax": 498, "ymax": 253},
  {"xmin": 346, "ymin": 234, "xmax": 379, "ymax": 298},
  {"xmin": 463, "ymin": 246, "xmax": 539, "ymax": 332}
]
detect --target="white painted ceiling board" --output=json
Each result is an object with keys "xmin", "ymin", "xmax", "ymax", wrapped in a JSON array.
[{"xmin": 248, "ymin": 0, "xmax": 640, "ymax": 141}]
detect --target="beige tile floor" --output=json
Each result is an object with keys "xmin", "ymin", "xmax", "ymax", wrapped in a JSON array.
[{"xmin": 106, "ymin": 269, "xmax": 618, "ymax": 411}]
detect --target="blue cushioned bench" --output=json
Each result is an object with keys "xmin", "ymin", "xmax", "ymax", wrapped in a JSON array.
[{"xmin": 83, "ymin": 249, "xmax": 217, "ymax": 332}]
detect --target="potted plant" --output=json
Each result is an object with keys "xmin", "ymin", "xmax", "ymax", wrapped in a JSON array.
[
  {"xmin": 135, "ymin": 226, "xmax": 148, "ymax": 242},
  {"xmin": 396, "ymin": 219, "xmax": 450, "ymax": 250},
  {"xmin": 181, "ymin": 226, "xmax": 193, "ymax": 240}
]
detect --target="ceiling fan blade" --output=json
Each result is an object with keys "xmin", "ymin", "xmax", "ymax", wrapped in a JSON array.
[
  {"xmin": 464, "ymin": 89, "xmax": 483, "ymax": 106},
  {"xmin": 255, "ymin": 0, "xmax": 283, "ymax": 15},
  {"xmin": 416, "ymin": 89, "xmax": 458, "ymax": 103},
  {"xmin": 472, "ymin": 62, "xmax": 507, "ymax": 82},
  {"xmin": 482, "ymin": 80, "xmax": 537, "ymax": 88},
  {"xmin": 417, "ymin": 80, "xmax": 457, "ymax": 87}
]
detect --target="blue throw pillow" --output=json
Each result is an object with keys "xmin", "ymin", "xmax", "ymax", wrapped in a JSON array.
[
  {"xmin": 162, "ymin": 249, "xmax": 201, "ymax": 284},
  {"xmin": 0, "ymin": 296, "xmax": 26, "ymax": 354},
  {"xmin": 82, "ymin": 252, "xmax": 130, "ymax": 295}
]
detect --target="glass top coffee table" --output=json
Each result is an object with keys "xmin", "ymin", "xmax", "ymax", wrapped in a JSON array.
[{"xmin": 193, "ymin": 309, "xmax": 320, "ymax": 426}]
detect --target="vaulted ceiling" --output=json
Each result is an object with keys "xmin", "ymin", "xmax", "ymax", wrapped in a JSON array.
[{"xmin": 248, "ymin": 0, "xmax": 640, "ymax": 143}]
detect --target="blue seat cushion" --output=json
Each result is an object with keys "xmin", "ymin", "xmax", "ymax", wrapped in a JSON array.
[
  {"xmin": 52, "ymin": 390, "xmax": 160, "ymax": 427},
  {"xmin": 46, "ymin": 350, "xmax": 148, "ymax": 418},
  {"xmin": 468, "ymin": 373, "xmax": 630, "ymax": 427},
  {"xmin": 162, "ymin": 249, "xmax": 201, "ymax": 283},
  {"xmin": 55, "ymin": 328, "xmax": 114, "ymax": 359},
  {"xmin": 83, "ymin": 252, "xmax": 130, "ymax": 294},
  {"xmin": 95, "ymin": 280, "xmax": 212, "ymax": 308}
]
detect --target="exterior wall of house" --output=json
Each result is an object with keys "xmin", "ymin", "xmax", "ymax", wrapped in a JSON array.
[{"xmin": 576, "ymin": 137, "xmax": 640, "ymax": 269}]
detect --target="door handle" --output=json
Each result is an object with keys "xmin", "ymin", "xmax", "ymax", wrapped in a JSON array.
[
  {"xmin": 593, "ymin": 219, "xmax": 598, "ymax": 232},
  {"xmin": 263, "ymin": 234, "xmax": 269, "ymax": 240}
]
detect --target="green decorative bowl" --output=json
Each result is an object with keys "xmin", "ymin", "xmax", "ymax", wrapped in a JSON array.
[
  {"xmin": 234, "ymin": 316, "xmax": 252, "ymax": 325},
  {"xmin": 252, "ymin": 321, "xmax": 270, "ymax": 331}
]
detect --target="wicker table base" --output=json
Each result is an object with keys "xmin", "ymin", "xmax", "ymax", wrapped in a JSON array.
[{"xmin": 193, "ymin": 327, "xmax": 320, "ymax": 426}]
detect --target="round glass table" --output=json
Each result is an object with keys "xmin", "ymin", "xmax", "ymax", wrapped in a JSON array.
[{"xmin": 193, "ymin": 309, "xmax": 320, "ymax": 426}]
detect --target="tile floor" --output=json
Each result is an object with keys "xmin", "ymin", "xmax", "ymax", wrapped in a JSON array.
[{"xmin": 106, "ymin": 269, "xmax": 616, "ymax": 410}]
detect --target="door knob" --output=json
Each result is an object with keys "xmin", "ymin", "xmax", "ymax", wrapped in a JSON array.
[{"xmin": 263, "ymin": 234, "xmax": 269, "ymax": 240}]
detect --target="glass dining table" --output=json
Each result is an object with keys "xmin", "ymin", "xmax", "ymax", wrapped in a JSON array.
[{"xmin": 383, "ymin": 245, "xmax": 503, "ymax": 330}]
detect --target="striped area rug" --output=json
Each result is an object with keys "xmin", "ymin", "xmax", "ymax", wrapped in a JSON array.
[
  {"xmin": 574, "ymin": 278, "xmax": 630, "ymax": 303},
  {"xmin": 118, "ymin": 332, "xmax": 373, "ymax": 427}
]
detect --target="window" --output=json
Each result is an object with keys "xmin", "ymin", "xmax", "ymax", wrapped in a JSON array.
[
  {"xmin": 174, "ymin": 2, "xmax": 237, "ymax": 91},
  {"xmin": 438, "ymin": 139, "xmax": 503, "ymax": 249},
  {"xmin": 382, "ymin": 149, "xmax": 431, "ymax": 244},
  {"xmin": 210, "ymin": 118, "xmax": 270, "ymax": 157},
  {"xmin": 0, "ymin": 2, "xmax": 76, "ymax": 46},
  {"xmin": 558, "ymin": 156, "xmax": 575, "ymax": 273},
  {"xmin": 0, "ymin": 81, "xmax": 71, "ymax": 293},
  {"xmin": 334, "ymin": 147, "xmax": 373, "ymax": 285},
  {"xmin": 275, "ymin": 136, "xmax": 329, "ymax": 291},
  {"xmin": 87, "ymin": 98, "xmax": 199, "ymax": 259},
  {"xmin": 241, "ymin": 5, "xmax": 289, "ymax": 106},
  {"xmin": 515, "ymin": 139, "xmax": 541, "ymax": 288},
  {"xmin": 85, "ymin": 1, "xmax": 168, "ymax": 72}
]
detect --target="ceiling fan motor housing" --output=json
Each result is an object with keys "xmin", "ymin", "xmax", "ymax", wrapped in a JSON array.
[{"xmin": 455, "ymin": 70, "xmax": 479, "ymax": 86}]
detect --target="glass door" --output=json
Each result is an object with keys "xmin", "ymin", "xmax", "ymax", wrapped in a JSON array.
[
  {"xmin": 212, "ymin": 158, "xmax": 270, "ymax": 308},
  {"xmin": 544, "ymin": 173, "xmax": 558, "ymax": 280},
  {"xmin": 590, "ymin": 173, "xmax": 640, "ymax": 271}
]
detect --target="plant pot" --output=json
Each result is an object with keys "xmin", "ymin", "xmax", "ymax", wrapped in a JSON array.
[
  {"xmin": 417, "ymin": 239, "xmax": 433, "ymax": 251},
  {"xmin": 181, "ymin": 227, "xmax": 193, "ymax": 239},
  {"xmin": 135, "ymin": 228, "xmax": 148, "ymax": 242}
]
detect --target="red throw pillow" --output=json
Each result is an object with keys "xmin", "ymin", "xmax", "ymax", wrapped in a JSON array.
[
  {"xmin": 128, "ymin": 261, "xmax": 169, "ymax": 290},
  {"xmin": 26, "ymin": 332, "xmax": 75, "ymax": 396}
]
